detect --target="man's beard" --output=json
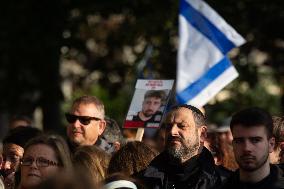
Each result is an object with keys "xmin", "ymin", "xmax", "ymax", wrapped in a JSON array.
[
  {"xmin": 237, "ymin": 152, "xmax": 269, "ymax": 172},
  {"xmin": 142, "ymin": 110, "xmax": 155, "ymax": 117},
  {"xmin": 166, "ymin": 134, "xmax": 199, "ymax": 163}
]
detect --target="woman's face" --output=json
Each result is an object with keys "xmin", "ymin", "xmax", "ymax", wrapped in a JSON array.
[{"xmin": 20, "ymin": 144, "xmax": 61, "ymax": 189}]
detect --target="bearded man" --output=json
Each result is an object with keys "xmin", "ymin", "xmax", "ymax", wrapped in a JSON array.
[{"xmin": 139, "ymin": 104, "xmax": 230, "ymax": 189}]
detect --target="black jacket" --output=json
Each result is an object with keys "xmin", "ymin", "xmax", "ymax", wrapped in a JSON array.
[
  {"xmin": 219, "ymin": 164, "xmax": 284, "ymax": 189},
  {"xmin": 139, "ymin": 147, "xmax": 231, "ymax": 189}
]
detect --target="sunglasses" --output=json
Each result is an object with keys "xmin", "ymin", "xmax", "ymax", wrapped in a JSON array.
[{"xmin": 65, "ymin": 113, "xmax": 101, "ymax": 126}]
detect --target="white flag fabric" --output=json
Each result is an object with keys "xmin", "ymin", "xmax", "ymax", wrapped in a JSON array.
[{"xmin": 176, "ymin": 0, "xmax": 246, "ymax": 107}]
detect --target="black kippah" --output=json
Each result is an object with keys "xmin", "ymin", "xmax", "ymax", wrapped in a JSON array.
[{"xmin": 171, "ymin": 104, "xmax": 205, "ymax": 119}]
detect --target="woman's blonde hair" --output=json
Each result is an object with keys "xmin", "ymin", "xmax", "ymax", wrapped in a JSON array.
[
  {"xmin": 73, "ymin": 146, "xmax": 111, "ymax": 185},
  {"xmin": 24, "ymin": 134, "xmax": 73, "ymax": 172}
]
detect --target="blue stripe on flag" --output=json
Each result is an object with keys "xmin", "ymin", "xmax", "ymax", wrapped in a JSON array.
[
  {"xmin": 176, "ymin": 57, "xmax": 232, "ymax": 104},
  {"xmin": 180, "ymin": 0, "xmax": 235, "ymax": 54}
]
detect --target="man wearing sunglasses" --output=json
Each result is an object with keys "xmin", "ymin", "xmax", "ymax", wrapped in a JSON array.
[{"xmin": 65, "ymin": 95, "xmax": 106, "ymax": 152}]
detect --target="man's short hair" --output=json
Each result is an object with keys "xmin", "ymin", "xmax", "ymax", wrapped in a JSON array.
[
  {"xmin": 72, "ymin": 95, "xmax": 105, "ymax": 118},
  {"xmin": 230, "ymin": 107, "xmax": 273, "ymax": 138},
  {"xmin": 144, "ymin": 90, "xmax": 166, "ymax": 101},
  {"xmin": 272, "ymin": 116, "xmax": 284, "ymax": 148},
  {"xmin": 103, "ymin": 117, "xmax": 125, "ymax": 144},
  {"xmin": 171, "ymin": 104, "xmax": 206, "ymax": 127},
  {"xmin": 9, "ymin": 115, "xmax": 32, "ymax": 127},
  {"xmin": 3, "ymin": 126, "xmax": 42, "ymax": 148}
]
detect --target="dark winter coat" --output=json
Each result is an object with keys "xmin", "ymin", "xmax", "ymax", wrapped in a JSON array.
[
  {"xmin": 219, "ymin": 164, "xmax": 284, "ymax": 189},
  {"xmin": 138, "ymin": 147, "xmax": 231, "ymax": 189}
]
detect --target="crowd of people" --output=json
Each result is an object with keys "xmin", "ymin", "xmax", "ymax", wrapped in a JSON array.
[{"xmin": 1, "ymin": 95, "xmax": 284, "ymax": 189}]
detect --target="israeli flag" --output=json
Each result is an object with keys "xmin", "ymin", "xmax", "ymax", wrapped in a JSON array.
[{"xmin": 176, "ymin": 0, "xmax": 246, "ymax": 107}]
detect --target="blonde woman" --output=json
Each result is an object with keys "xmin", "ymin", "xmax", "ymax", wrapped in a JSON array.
[{"xmin": 18, "ymin": 134, "xmax": 72, "ymax": 189}]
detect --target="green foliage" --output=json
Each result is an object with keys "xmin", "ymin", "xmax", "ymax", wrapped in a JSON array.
[
  {"xmin": 206, "ymin": 64, "xmax": 281, "ymax": 124},
  {"xmin": 1, "ymin": 0, "xmax": 283, "ymax": 131}
]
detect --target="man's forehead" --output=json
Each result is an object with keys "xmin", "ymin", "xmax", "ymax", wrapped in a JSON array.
[
  {"xmin": 72, "ymin": 103, "xmax": 103, "ymax": 116},
  {"xmin": 232, "ymin": 124, "xmax": 267, "ymax": 137},
  {"xmin": 145, "ymin": 97, "xmax": 161, "ymax": 101},
  {"xmin": 165, "ymin": 107, "xmax": 194, "ymax": 121},
  {"xmin": 72, "ymin": 103, "xmax": 98, "ymax": 111}
]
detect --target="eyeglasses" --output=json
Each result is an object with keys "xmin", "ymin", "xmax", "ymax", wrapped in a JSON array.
[
  {"xmin": 65, "ymin": 113, "xmax": 101, "ymax": 126},
  {"xmin": 21, "ymin": 157, "xmax": 60, "ymax": 167}
]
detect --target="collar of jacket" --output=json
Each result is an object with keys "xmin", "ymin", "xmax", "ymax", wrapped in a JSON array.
[{"xmin": 144, "ymin": 147, "xmax": 217, "ymax": 178}]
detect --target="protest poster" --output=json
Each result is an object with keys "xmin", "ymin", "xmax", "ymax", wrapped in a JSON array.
[{"xmin": 124, "ymin": 79, "xmax": 174, "ymax": 132}]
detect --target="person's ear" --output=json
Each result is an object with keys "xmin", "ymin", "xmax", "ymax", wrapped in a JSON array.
[
  {"xmin": 268, "ymin": 137, "xmax": 275, "ymax": 153},
  {"xmin": 98, "ymin": 120, "xmax": 106, "ymax": 136},
  {"xmin": 198, "ymin": 126, "xmax": 207, "ymax": 143}
]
